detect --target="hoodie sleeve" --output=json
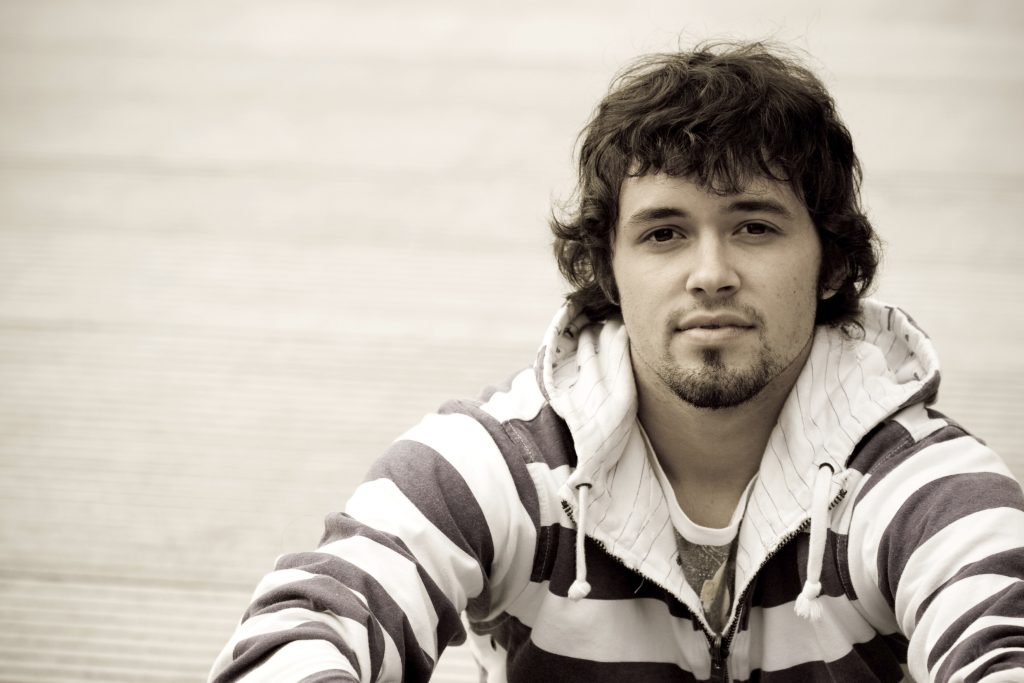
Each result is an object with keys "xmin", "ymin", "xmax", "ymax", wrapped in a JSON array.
[
  {"xmin": 846, "ymin": 417, "xmax": 1024, "ymax": 682},
  {"xmin": 207, "ymin": 409, "xmax": 541, "ymax": 682}
]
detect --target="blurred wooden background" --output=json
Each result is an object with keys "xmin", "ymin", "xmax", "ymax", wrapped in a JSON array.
[{"xmin": 0, "ymin": 1, "xmax": 1021, "ymax": 681}]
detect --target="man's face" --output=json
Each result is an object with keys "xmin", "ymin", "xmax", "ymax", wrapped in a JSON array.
[{"xmin": 611, "ymin": 173, "xmax": 824, "ymax": 410}]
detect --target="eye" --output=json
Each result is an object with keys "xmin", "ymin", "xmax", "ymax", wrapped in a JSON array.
[
  {"xmin": 738, "ymin": 221, "xmax": 777, "ymax": 237},
  {"xmin": 645, "ymin": 227, "xmax": 681, "ymax": 243}
]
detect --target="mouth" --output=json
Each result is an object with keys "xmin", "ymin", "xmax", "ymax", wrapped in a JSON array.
[
  {"xmin": 677, "ymin": 324, "xmax": 754, "ymax": 344},
  {"xmin": 678, "ymin": 315, "xmax": 756, "ymax": 333},
  {"xmin": 687, "ymin": 323, "xmax": 752, "ymax": 330},
  {"xmin": 676, "ymin": 313, "xmax": 756, "ymax": 343}
]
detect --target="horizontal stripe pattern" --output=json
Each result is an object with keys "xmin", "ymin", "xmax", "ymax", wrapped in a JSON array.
[
  {"xmin": 844, "ymin": 412, "xmax": 1024, "ymax": 682},
  {"xmin": 491, "ymin": 615, "xmax": 701, "ymax": 682},
  {"xmin": 734, "ymin": 635, "xmax": 907, "ymax": 682},
  {"xmin": 209, "ymin": 302, "xmax": 1024, "ymax": 682},
  {"xmin": 881, "ymin": 472, "xmax": 1024, "ymax": 612}
]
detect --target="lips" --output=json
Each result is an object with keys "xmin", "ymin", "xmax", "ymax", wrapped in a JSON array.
[{"xmin": 678, "ymin": 313, "xmax": 755, "ymax": 332}]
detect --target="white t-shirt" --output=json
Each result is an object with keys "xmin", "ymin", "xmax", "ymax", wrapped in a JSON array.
[{"xmin": 641, "ymin": 424, "xmax": 756, "ymax": 633}]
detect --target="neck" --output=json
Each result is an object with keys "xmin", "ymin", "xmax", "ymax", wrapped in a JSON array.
[{"xmin": 635, "ymin": 336, "xmax": 813, "ymax": 525}]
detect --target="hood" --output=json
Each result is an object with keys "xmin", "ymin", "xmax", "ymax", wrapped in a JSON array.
[{"xmin": 540, "ymin": 298, "xmax": 941, "ymax": 615}]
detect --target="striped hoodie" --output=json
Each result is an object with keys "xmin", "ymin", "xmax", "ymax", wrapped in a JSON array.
[{"xmin": 209, "ymin": 299, "xmax": 1024, "ymax": 682}]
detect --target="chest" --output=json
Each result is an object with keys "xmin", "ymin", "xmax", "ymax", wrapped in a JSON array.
[{"xmin": 468, "ymin": 527, "xmax": 907, "ymax": 682}]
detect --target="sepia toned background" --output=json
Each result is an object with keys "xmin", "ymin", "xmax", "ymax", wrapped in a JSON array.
[{"xmin": 0, "ymin": 1, "xmax": 1021, "ymax": 681}]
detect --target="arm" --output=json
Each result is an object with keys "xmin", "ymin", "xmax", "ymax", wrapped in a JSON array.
[
  {"xmin": 847, "ymin": 421, "xmax": 1024, "ymax": 682},
  {"xmin": 208, "ymin": 409, "xmax": 540, "ymax": 682}
]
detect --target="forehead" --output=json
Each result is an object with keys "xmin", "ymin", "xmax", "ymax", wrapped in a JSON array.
[{"xmin": 618, "ymin": 172, "xmax": 806, "ymax": 215}]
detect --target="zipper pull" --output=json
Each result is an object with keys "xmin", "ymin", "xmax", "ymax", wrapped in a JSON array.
[{"xmin": 709, "ymin": 634, "xmax": 729, "ymax": 683}]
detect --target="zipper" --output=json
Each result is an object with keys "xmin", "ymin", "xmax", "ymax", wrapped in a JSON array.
[
  {"xmin": 561, "ymin": 487, "xmax": 848, "ymax": 682},
  {"xmin": 561, "ymin": 499, "xmax": 726, "ymax": 676},
  {"xmin": 709, "ymin": 634, "xmax": 729, "ymax": 683},
  {"xmin": 710, "ymin": 486, "xmax": 850, "ymax": 681}
]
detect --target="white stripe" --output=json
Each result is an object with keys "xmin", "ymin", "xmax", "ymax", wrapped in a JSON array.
[
  {"xmin": 237, "ymin": 639, "xmax": 358, "ymax": 682},
  {"xmin": 317, "ymin": 534, "xmax": 440, "ymax": 657},
  {"xmin": 909, "ymin": 574, "xmax": 1016, "ymax": 678},
  {"xmin": 898, "ymin": 509, "xmax": 1024, "ymax": 633},
  {"xmin": 730, "ymin": 595, "xmax": 877, "ymax": 678},
  {"xmin": 251, "ymin": 567, "xmax": 320, "ymax": 601},
  {"xmin": 467, "ymin": 629, "xmax": 509, "ymax": 682},
  {"xmin": 846, "ymin": 436, "xmax": 1011, "ymax": 632},
  {"xmin": 212, "ymin": 606, "xmax": 368, "ymax": 682},
  {"xmin": 945, "ymin": 647, "xmax": 1023, "ymax": 683},
  {"xmin": 526, "ymin": 593, "xmax": 710, "ymax": 673},
  {"xmin": 503, "ymin": 579, "xmax": 550, "ymax": 627},
  {"xmin": 346, "ymin": 478, "xmax": 484, "ymax": 608},
  {"xmin": 526, "ymin": 462, "xmax": 571, "ymax": 527},
  {"xmin": 931, "ymin": 616, "xmax": 1024, "ymax": 682},
  {"xmin": 892, "ymin": 402, "xmax": 948, "ymax": 442},
  {"xmin": 479, "ymin": 367, "xmax": 545, "ymax": 422},
  {"xmin": 911, "ymin": 546, "xmax": 1024, "ymax": 678},
  {"xmin": 373, "ymin": 619, "xmax": 406, "ymax": 683},
  {"xmin": 398, "ymin": 411, "xmax": 538, "ymax": 611}
]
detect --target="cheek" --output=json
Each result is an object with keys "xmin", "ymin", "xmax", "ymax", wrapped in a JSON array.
[{"xmin": 780, "ymin": 266, "xmax": 822, "ymax": 335}]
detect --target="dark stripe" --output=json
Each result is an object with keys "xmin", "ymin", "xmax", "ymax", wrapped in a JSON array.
[
  {"xmin": 507, "ymin": 403, "xmax": 578, "ymax": 470},
  {"xmin": 315, "ymin": 519, "xmax": 467, "ymax": 651},
  {"xmin": 845, "ymin": 421, "xmax": 911, "ymax": 476},
  {"xmin": 877, "ymin": 472, "xmax": 1024, "ymax": 609},
  {"xmin": 267, "ymin": 526, "xmax": 465, "ymax": 680},
  {"xmin": 747, "ymin": 631, "xmax": 906, "ymax": 682},
  {"xmin": 529, "ymin": 523, "xmax": 561, "ymax": 583},
  {"xmin": 962, "ymin": 651, "xmax": 1024, "ymax": 683},
  {"xmin": 916, "ymin": 547, "xmax": 1024, "ymax": 624},
  {"xmin": 268, "ymin": 551, "xmax": 428, "ymax": 677},
  {"xmin": 438, "ymin": 400, "xmax": 543, "ymax": 530},
  {"xmin": 929, "ymin": 582, "xmax": 1024, "ymax": 671},
  {"xmin": 543, "ymin": 524, "xmax": 696, "ymax": 618},
  {"xmin": 242, "ymin": 574, "xmax": 383, "ymax": 679},
  {"xmin": 483, "ymin": 614, "xmax": 699, "ymax": 683},
  {"xmin": 853, "ymin": 423, "xmax": 965, "ymax": 503},
  {"xmin": 216, "ymin": 621, "xmax": 363, "ymax": 683},
  {"xmin": 750, "ymin": 529, "xmax": 851, "ymax": 608},
  {"xmin": 298, "ymin": 671, "xmax": 360, "ymax": 683},
  {"xmin": 366, "ymin": 439, "xmax": 495, "ymax": 578},
  {"xmin": 935, "ymin": 621, "xmax": 1024, "ymax": 682},
  {"xmin": 901, "ymin": 369, "xmax": 940, "ymax": 410},
  {"xmin": 925, "ymin": 408, "xmax": 981, "ymax": 442},
  {"xmin": 834, "ymin": 530, "xmax": 858, "ymax": 601}
]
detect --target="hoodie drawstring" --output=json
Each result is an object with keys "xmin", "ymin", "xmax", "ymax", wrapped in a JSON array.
[
  {"xmin": 568, "ymin": 483, "xmax": 592, "ymax": 601},
  {"xmin": 794, "ymin": 463, "xmax": 835, "ymax": 621}
]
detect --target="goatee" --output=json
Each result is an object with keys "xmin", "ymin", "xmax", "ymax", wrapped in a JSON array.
[{"xmin": 663, "ymin": 347, "xmax": 781, "ymax": 410}]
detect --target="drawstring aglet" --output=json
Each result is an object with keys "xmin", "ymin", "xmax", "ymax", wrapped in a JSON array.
[{"xmin": 794, "ymin": 580, "xmax": 823, "ymax": 621}]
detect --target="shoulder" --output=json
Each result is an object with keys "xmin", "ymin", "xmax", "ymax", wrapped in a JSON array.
[
  {"xmin": 835, "ymin": 402, "xmax": 1023, "ymax": 632},
  {"xmin": 409, "ymin": 364, "xmax": 576, "ymax": 471},
  {"xmin": 844, "ymin": 402, "xmax": 1019, "ymax": 504}
]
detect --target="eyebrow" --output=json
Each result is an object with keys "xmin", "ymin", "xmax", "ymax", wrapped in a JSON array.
[
  {"xmin": 726, "ymin": 199, "xmax": 794, "ymax": 218},
  {"xmin": 623, "ymin": 198, "xmax": 795, "ymax": 226}
]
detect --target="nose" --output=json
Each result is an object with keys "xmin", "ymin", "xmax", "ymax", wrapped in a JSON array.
[{"xmin": 686, "ymin": 237, "xmax": 739, "ymax": 299}]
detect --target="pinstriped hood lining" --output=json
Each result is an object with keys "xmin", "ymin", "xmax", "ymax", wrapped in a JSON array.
[{"xmin": 541, "ymin": 299, "xmax": 941, "ymax": 612}]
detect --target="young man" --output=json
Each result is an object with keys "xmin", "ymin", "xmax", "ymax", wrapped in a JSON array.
[{"xmin": 210, "ymin": 43, "xmax": 1024, "ymax": 682}]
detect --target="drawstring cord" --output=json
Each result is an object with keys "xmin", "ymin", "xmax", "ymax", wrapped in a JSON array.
[
  {"xmin": 794, "ymin": 463, "xmax": 835, "ymax": 621},
  {"xmin": 568, "ymin": 483, "xmax": 592, "ymax": 601}
]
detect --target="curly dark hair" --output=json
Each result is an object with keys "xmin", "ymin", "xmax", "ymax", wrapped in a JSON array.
[{"xmin": 551, "ymin": 41, "xmax": 880, "ymax": 328}]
